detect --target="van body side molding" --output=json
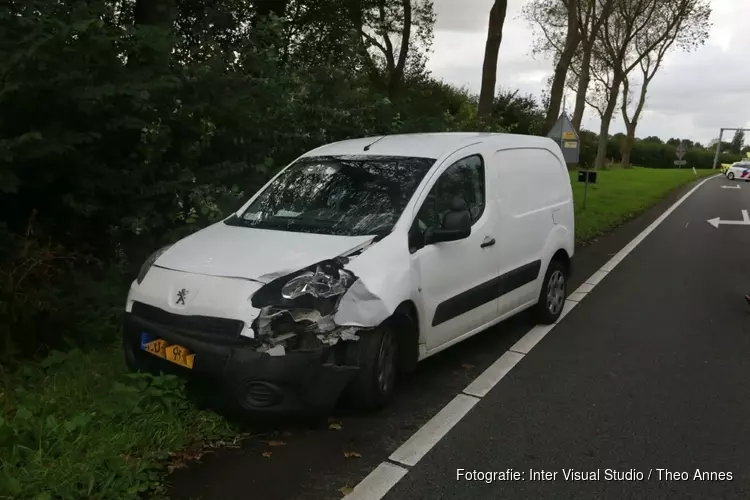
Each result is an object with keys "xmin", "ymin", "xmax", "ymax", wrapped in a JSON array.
[{"xmin": 431, "ymin": 260, "xmax": 542, "ymax": 327}]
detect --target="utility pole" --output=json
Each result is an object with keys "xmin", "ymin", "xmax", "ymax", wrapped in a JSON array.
[{"xmin": 712, "ymin": 127, "xmax": 750, "ymax": 169}]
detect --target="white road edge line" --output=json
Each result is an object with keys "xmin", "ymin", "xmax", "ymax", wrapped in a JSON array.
[
  {"xmin": 463, "ymin": 351, "xmax": 524, "ymax": 398},
  {"xmin": 389, "ymin": 393, "xmax": 479, "ymax": 467},
  {"xmin": 343, "ymin": 462, "xmax": 408, "ymax": 500},
  {"xmin": 342, "ymin": 173, "xmax": 720, "ymax": 499}
]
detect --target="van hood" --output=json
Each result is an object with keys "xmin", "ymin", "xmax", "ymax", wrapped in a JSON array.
[{"xmin": 155, "ymin": 222, "xmax": 376, "ymax": 283}]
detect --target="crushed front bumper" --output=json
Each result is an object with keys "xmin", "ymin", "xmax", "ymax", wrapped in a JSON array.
[{"xmin": 123, "ymin": 313, "xmax": 359, "ymax": 415}]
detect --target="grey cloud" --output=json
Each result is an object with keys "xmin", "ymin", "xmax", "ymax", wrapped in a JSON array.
[
  {"xmin": 433, "ymin": 0, "xmax": 494, "ymax": 32},
  {"xmin": 433, "ymin": 0, "xmax": 531, "ymax": 32},
  {"xmin": 430, "ymin": 0, "xmax": 750, "ymax": 143}
]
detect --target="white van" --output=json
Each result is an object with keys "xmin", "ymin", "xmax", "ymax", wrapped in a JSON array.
[{"xmin": 123, "ymin": 132, "xmax": 575, "ymax": 414}]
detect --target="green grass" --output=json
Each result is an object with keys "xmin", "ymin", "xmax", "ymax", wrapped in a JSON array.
[
  {"xmin": 0, "ymin": 166, "xmax": 718, "ymax": 500},
  {"xmin": 0, "ymin": 345, "xmax": 237, "ymax": 500},
  {"xmin": 571, "ymin": 167, "xmax": 716, "ymax": 243}
]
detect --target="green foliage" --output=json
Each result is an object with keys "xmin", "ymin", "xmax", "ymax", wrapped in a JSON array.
[
  {"xmin": 730, "ymin": 129, "xmax": 746, "ymax": 155},
  {"xmin": 0, "ymin": 346, "xmax": 236, "ymax": 499},
  {"xmin": 574, "ymin": 132, "xmax": 741, "ymax": 169},
  {"xmin": 571, "ymin": 168, "xmax": 716, "ymax": 243}
]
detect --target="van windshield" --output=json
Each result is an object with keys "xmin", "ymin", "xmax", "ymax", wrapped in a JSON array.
[{"xmin": 227, "ymin": 155, "xmax": 435, "ymax": 237}]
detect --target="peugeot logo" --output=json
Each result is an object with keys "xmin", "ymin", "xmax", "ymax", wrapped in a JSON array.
[{"xmin": 176, "ymin": 288, "xmax": 188, "ymax": 305}]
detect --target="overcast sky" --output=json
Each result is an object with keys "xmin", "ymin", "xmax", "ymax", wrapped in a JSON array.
[{"xmin": 426, "ymin": 0, "xmax": 750, "ymax": 145}]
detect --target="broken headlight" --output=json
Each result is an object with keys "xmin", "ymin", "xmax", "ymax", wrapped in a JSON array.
[
  {"xmin": 136, "ymin": 245, "xmax": 172, "ymax": 285},
  {"xmin": 281, "ymin": 265, "xmax": 353, "ymax": 300}
]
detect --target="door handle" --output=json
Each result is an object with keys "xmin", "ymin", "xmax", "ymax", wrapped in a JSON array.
[{"xmin": 480, "ymin": 237, "xmax": 496, "ymax": 248}]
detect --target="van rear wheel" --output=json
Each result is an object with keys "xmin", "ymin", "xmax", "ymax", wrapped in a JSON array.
[{"xmin": 533, "ymin": 259, "xmax": 567, "ymax": 324}]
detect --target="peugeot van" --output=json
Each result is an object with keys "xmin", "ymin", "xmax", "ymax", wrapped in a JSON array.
[{"xmin": 123, "ymin": 132, "xmax": 575, "ymax": 414}]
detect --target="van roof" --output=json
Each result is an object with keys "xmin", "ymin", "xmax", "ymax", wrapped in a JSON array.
[{"xmin": 301, "ymin": 132, "xmax": 557, "ymax": 160}]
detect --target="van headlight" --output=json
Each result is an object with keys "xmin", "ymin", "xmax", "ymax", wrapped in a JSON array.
[
  {"xmin": 281, "ymin": 266, "xmax": 354, "ymax": 300},
  {"xmin": 136, "ymin": 245, "xmax": 172, "ymax": 285}
]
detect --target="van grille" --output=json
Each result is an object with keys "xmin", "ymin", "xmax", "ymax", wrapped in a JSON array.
[{"xmin": 131, "ymin": 302, "xmax": 244, "ymax": 338}]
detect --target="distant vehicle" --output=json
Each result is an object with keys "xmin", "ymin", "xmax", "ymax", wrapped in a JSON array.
[
  {"xmin": 122, "ymin": 132, "xmax": 575, "ymax": 415},
  {"xmin": 725, "ymin": 161, "xmax": 750, "ymax": 181}
]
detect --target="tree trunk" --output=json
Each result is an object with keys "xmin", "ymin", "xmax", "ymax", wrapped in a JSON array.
[
  {"xmin": 594, "ymin": 72, "xmax": 622, "ymax": 169},
  {"xmin": 621, "ymin": 124, "xmax": 636, "ymax": 168},
  {"xmin": 477, "ymin": 0, "xmax": 508, "ymax": 119},
  {"xmin": 571, "ymin": 43, "xmax": 591, "ymax": 131},
  {"xmin": 544, "ymin": 0, "xmax": 580, "ymax": 132},
  {"xmin": 387, "ymin": 0, "xmax": 412, "ymax": 98}
]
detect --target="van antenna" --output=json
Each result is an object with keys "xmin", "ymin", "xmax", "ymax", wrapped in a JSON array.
[{"xmin": 363, "ymin": 135, "xmax": 386, "ymax": 151}]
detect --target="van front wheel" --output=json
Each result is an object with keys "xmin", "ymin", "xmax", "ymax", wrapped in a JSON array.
[
  {"xmin": 344, "ymin": 325, "xmax": 398, "ymax": 411},
  {"xmin": 534, "ymin": 259, "xmax": 567, "ymax": 324}
]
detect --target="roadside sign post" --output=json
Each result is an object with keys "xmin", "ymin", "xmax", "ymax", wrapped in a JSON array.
[
  {"xmin": 674, "ymin": 142, "xmax": 686, "ymax": 169},
  {"xmin": 577, "ymin": 170, "xmax": 597, "ymax": 209},
  {"xmin": 547, "ymin": 113, "xmax": 580, "ymax": 165}
]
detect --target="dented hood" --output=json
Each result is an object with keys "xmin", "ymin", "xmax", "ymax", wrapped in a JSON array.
[{"xmin": 155, "ymin": 222, "xmax": 375, "ymax": 283}]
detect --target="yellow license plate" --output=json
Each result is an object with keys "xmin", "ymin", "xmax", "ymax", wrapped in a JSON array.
[{"xmin": 143, "ymin": 338, "xmax": 195, "ymax": 369}]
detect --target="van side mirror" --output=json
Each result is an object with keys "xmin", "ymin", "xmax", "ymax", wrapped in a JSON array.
[{"xmin": 425, "ymin": 196, "xmax": 471, "ymax": 244}]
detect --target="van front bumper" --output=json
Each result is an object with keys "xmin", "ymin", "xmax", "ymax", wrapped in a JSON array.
[{"xmin": 123, "ymin": 313, "xmax": 359, "ymax": 415}]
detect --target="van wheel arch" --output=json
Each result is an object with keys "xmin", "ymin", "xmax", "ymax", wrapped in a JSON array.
[
  {"xmin": 342, "ymin": 301, "xmax": 420, "ymax": 410},
  {"xmin": 551, "ymin": 249, "xmax": 571, "ymax": 278},
  {"xmin": 390, "ymin": 301, "xmax": 420, "ymax": 375}
]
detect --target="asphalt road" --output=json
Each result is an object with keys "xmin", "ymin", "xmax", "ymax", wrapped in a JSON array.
[
  {"xmin": 383, "ymin": 174, "xmax": 750, "ymax": 500},
  {"xmin": 169, "ymin": 175, "xmax": 732, "ymax": 500}
]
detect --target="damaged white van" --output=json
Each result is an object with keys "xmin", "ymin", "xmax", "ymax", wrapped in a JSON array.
[{"xmin": 123, "ymin": 132, "xmax": 575, "ymax": 414}]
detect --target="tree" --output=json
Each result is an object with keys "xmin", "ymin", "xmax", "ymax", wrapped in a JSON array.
[
  {"xmin": 570, "ymin": 0, "xmax": 614, "ymax": 130},
  {"xmin": 730, "ymin": 129, "xmax": 745, "ymax": 154},
  {"xmin": 619, "ymin": 0, "xmax": 710, "ymax": 167},
  {"xmin": 643, "ymin": 136, "xmax": 663, "ymax": 144},
  {"xmin": 523, "ymin": 0, "xmax": 580, "ymax": 131},
  {"xmin": 592, "ymin": 0, "xmax": 710, "ymax": 169},
  {"xmin": 477, "ymin": 0, "xmax": 508, "ymax": 119},
  {"xmin": 350, "ymin": 0, "xmax": 436, "ymax": 98},
  {"xmin": 525, "ymin": 0, "xmax": 614, "ymax": 131}
]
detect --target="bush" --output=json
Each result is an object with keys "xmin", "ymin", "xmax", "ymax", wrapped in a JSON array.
[{"xmin": 0, "ymin": 347, "xmax": 236, "ymax": 499}]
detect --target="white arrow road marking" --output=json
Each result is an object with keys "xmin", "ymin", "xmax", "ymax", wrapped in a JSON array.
[
  {"xmin": 707, "ymin": 210, "xmax": 750, "ymax": 228},
  {"xmin": 721, "ymin": 185, "xmax": 741, "ymax": 189}
]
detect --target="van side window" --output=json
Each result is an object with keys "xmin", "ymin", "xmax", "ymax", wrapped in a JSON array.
[{"xmin": 415, "ymin": 155, "xmax": 485, "ymax": 233}]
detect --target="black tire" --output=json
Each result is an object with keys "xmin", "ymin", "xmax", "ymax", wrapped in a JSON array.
[
  {"xmin": 344, "ymin": 325, "xmax": 399, "ymax": 411},
  {"xmin": 728, "ymin": 172, "xmax": 735, "ymax": 180},
  {"xmin": 533, "ymin": 259, "xmax": 568, "ymax": 325}
]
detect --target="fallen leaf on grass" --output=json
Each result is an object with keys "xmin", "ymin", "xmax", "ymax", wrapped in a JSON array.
[
  {"xmin": 262, "ymin": 451, "xmax": 272, "ymax": 458},
  {"xmin": 339, "ymin": 486, "xmax": 354, "ymax": 496},
  {"xmin": 343, "ymin": 451, "xmax": 362, "ymax": 458},
  {"xmin": 267, "ymin": 440, "xmax": 286, "ymax": 447},
  {"xmin": 329, "ymin": 422, "xmax": 342, "ymax": 430}
]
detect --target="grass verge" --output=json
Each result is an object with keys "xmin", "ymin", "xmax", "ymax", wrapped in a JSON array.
[
  {"xmin": 0, "ymin": 345, "xmax": 237, "ymax": 500},
  {"xmin": 571, "ymin": 167, "xmax": 716, "ymax": 243},
  {"xmin": 0, "ymin": 166, "xmax": 718, "ymax": 500}
]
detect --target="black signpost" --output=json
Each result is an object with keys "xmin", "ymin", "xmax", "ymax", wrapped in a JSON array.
[{"xmin": 577, "ymin": 169, "xmax": 597, "ymax": 209}]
